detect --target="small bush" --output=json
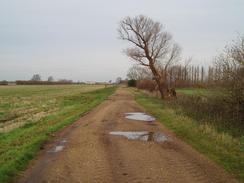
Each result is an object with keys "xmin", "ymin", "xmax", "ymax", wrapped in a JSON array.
[
  {"xmin": 137, "ymin": 79, "xmax": 156, "ymax": 92},
  {"xmin": 170, "ymin": 94, "xmax": 243, "ymax": 136},
  {"xmin": 127, "ymin": 79, "xmax": 137, "ymax": 87}
]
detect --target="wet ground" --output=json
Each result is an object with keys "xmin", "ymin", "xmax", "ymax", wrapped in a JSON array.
[
  {"xmin": 48, "ymin": 139, "xmax": 67, "ymax": 153},
  {"xmin": 17, "ymin": 87, "xmax": 238, "ymax": 183},
  {"xmin": 125, "ymin": 112, "xmax": 156, "ymax": 122},
  {"xmin": 110, "ymin": 131, "xmax": 169, "ymax": 142}
]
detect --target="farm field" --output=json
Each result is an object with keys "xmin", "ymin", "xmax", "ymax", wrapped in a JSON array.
[
  {"xmin": 0, "ymin": 85, "xmax": 116, "ymax": 183},
  {"xmin": 0, "ymin": 84, "xmax": 105, "ymax": 133}
]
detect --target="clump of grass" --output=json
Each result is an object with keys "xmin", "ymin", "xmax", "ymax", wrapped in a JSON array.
[
  {"xmin": 134, "ymin": 91, "xmax": 244, "ymax": 181},
  {"xmin": 0, "ymin": 87, "xmax": 116, "ymax": 183}
]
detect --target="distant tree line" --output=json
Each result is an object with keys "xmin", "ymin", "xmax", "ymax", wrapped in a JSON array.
[
  {"xmin": 15, "ymin": 74, "xmax": 73, "ymax": 85},
  {"xmin": 0, "ymin": 80, "xmax": 8, "ymax": 85},
  {"xmin": 15, "ymin": 80, "xmax": 73, "ymax": 85},
  {"xmin": 127, "ymin": 62, "xmax": 242, "ymax": 89},
  {"xmin": 160, "ymin": 64, "xmax": 238, "ymax": 88}
]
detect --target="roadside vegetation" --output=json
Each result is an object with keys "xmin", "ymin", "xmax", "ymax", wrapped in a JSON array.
[
  {"xmin": 124, "ymin": 33, "xmax": 243, "ymax": 136},
  {"xmin": 173, "ymin": 88, "xmax": 242, "ymax": 136},
  {"xmin": 121, "ymin": 20, "xmax": 243, "ymax": 181},
  {"xmin": 0, "ymin": 86, "xmax": 116, "ymax": 183},
  {"xmin": 134, "ymin": 90, "xmax": 243, "ymax": 181},
  {"xmin": 176, "ymin": 88, "xmax": 221, "ymax": 96}
]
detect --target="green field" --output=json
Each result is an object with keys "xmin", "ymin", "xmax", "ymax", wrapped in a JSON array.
[
  {"xmin": 0, "ymin": 85, "xmax": 106, "ymax": 133},
  {"xmin": 176, "ymin": 88, "xmax": 222, "ymax": 96},
  {"xmin": 134, "ymin": 90, "xmax": 244, "ymax": 181},
  {"xmin": 0, "ymin": 85, "xmax": 116, "ymax": 183}
]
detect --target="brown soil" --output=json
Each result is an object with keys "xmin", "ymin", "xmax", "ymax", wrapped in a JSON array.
[{"xmin": 17, "ymin": 87, "xmax": 238, "ymax": 183}]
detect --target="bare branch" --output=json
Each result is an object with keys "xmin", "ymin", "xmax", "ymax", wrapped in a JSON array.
[{"xmin": 118, "ymin": 15, "xmax": 181, "ymax": 98}]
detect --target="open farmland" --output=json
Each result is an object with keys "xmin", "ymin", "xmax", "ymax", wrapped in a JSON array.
[
  {"xmin": 0, "ymin": 84, "xmax": 105, "ymax": 133},
  {"xmin": 1, "ymin": 2, "xmax": 243, "ymax": 182},
  {"xmin": 0, "ymin": 85, "xmax": 116, "ymax": 182}
]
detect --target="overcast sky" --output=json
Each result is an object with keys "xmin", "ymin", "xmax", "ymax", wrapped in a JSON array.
[{"xmin": 0, "ymin": 0, "xmax": 243, "ymax": 82}]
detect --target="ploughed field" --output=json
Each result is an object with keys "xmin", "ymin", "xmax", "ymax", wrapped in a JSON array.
[{"xmin": 0, "ymin": 85, "xmax": 105, "ymax": 133}]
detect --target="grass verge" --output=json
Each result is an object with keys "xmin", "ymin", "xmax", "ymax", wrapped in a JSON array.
[
  {"xmin": 134, "ymin": 90, "xmax": 244, "ymax": 182},
  {"xmin": 0, "ymin": 87, "xmax": 116, "ymax": 183},
  {"xmin": 176, "ymin": 88, "xmax": 224, "ymax": 96}
]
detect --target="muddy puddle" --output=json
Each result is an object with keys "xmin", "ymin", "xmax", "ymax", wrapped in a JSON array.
[
  {"xmin": 125, "ymin": 112, "xmax": 156, "ymax": 122},
  {"xmin": 109, "ymin": 131, "xmax": 168, "ymax": 142},
  {"xmin": 48, "ymin": 139, "xmax": 67, "ymax": 153}
]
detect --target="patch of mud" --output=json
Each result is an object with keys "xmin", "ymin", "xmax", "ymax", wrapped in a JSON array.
[
  {"xmin": 125, "ymin": 112, "xmax": 156, "ymax": 122},
  {"xmin": 109, "ymin": 131, "xmax": 169, "ymax": 142},
  {"xmin": 48, "ymin": 139, "xmax": 67, "ymax": 153}
]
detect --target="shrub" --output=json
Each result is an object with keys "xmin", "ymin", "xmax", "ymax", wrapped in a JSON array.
[
  {"xmin": 170, "ymin": 94, "xmax": 243, "ymax": 136},
  {"xmin": 137, "ymin": 79, "xmax": 156, "ymax": 92},
  {"xmin": 127, "ymin": 79, "xmax": 137, "ymax": 87}
]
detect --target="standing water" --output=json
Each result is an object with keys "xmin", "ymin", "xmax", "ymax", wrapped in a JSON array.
[
  {"xmin": 125, "ymin": 112, "xmax": 156, "ymax": 122},
  {"xmin": 109, "ymin": 131, "xmax": 169, "ymax": 142}
]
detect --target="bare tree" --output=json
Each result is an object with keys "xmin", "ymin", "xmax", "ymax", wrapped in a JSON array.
[
  {"xmin": 215, "ymin": 35, "xmax": 244, "ymax": 84},
  {"xmin": 118, "ymin": 15, "xmax": 181, "ymax": 98},
  {"xmin": 47, "ymin": 76, "xmax": 54, "ymax": 82},
  {"xmin": 127, "ymin": 65, "xmax": 153, "ymax": 80},
  {"xmin": 215, "ymin": 35, "xmax": 244, "ymax": 122},
  {"xmin": 116, "ymin": 77, "xmax": 122, "ymax": 84},
  {"xmin": 31, "ymin": 74, "xmax": 41, "ymax": 81}
]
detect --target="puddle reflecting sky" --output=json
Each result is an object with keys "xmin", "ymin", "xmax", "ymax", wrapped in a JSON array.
[
  {"xmin": 125, "ymin": 112, "xmax": 156, "ymax": 122},
  {"xmin": 54, "ymin": 145, "xmax": 64, "ymax": 152},
  {"xmin": 110, "ymin": 131, "xmax": 168, "ymax": 142},
  {"xmin": 48, "ymin": 139, "xmax": 67, "ymax": 153}
]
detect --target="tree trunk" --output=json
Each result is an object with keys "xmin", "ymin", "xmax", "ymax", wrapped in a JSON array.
[
  {"xmin": 145, "ymin": 46, "xmax": 164, "ymax": 98},
  {"xmin": 149, "ymin": 62, "xmax": 164, "ymax": 99},
  {"xmin": 157, "ymin": 80, "xmax": 164, "ymax": 99}
]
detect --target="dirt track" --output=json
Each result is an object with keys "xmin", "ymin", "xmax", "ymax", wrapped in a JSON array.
[{"xmin": 17, "ymin": 87, "xmax": 238, "ymax": 183}]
